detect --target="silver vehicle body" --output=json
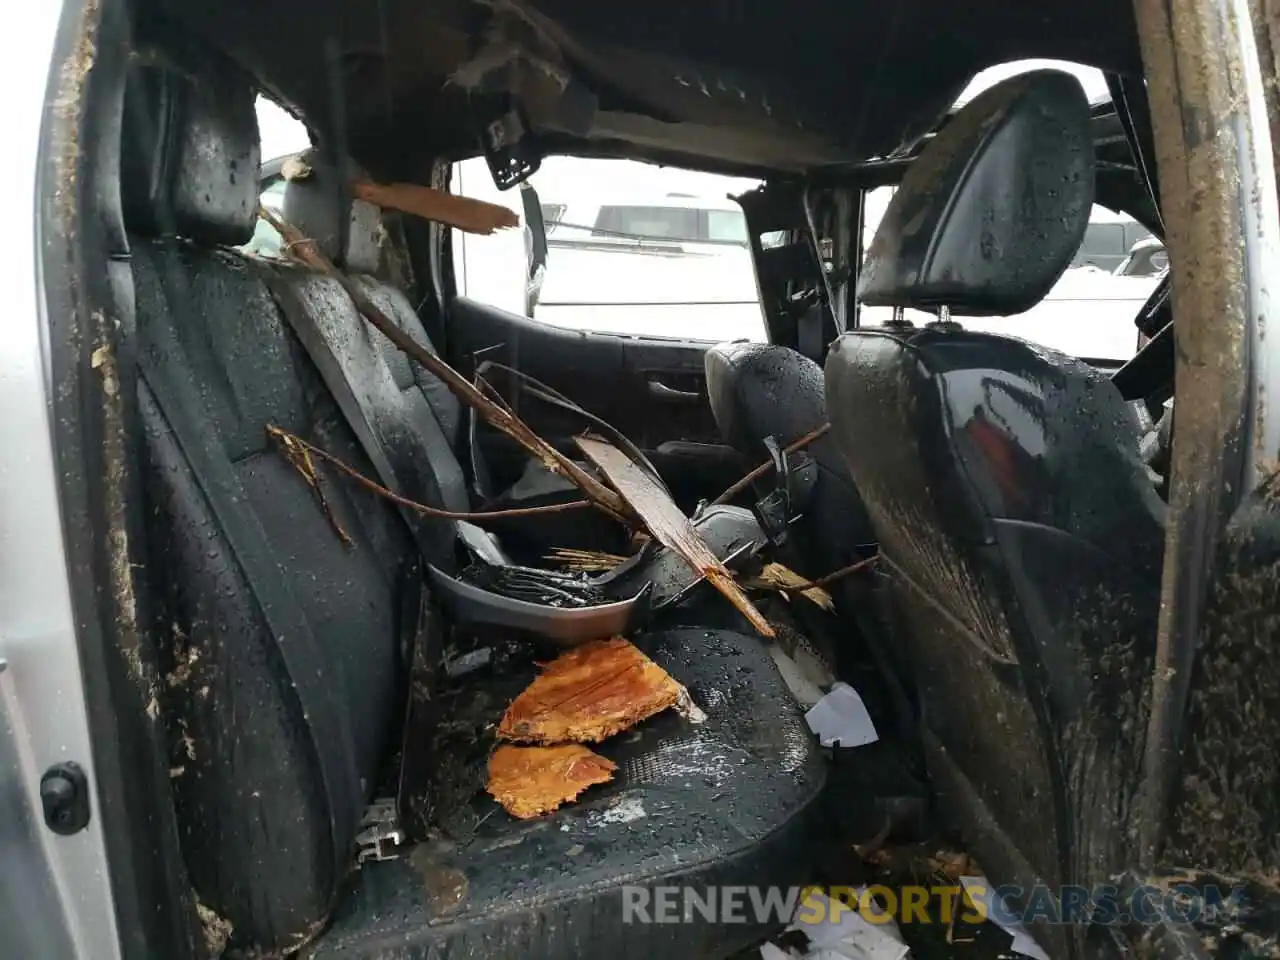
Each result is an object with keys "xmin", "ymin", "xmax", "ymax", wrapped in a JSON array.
[{"xmin": 0, "ymin": 2, "xmax": 121, "ymax": 958}]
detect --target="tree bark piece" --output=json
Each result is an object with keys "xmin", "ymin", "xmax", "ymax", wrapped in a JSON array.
[
  {"xmin": 576, "ymin": 434, "xmax": 775, "ymax": 638},
  {"xmin": 497, "ymin": 637, "xmax": 686, "ymax": 744},
  {"xmin": 487, "ymin": 744, "xmax": 616, "ymax": 820},
  {"xmin": 350, "ymin": 179, "xmax": 519, "ymax": 235},
  {"xmin": 260, "ymin": 206, "xmax": 631, "ymax": 523}
]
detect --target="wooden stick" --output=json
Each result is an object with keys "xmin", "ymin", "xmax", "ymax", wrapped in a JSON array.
[
  {"xmin": 712, "ymin": 423, "xmax": 832, "ymax": 505},
  {"xmin": 259, "ymin": 205, "xmax": 632, "ymax": 524},
  {"xmin": 350, "ymin": 180, "xmax": 519, "ymax": 235},
  {"xmin": 266, "ymin": 424, "xmax": 595, "ymax": 521},
  {"xmin": 545, "ymin": 547, "xmax": 629, "ymax": 572},
  {"xmin": 576, "ymin": 434, "xmax": 775, "ymax": 638},
  {"xmin": 793, "ymin": 555, "xmax": 879, "ymax": 591}
]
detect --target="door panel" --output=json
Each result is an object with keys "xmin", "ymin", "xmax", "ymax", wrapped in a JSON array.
[
  {"xmin": 448, "ymin": 296, "xmax": 722, "ymax": 449},
  {"xmin": 447, "ymin": 297, "xmax": 747, "ymax": 508}
]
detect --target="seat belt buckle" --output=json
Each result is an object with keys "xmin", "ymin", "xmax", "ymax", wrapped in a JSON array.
[
  {"xmin": 751, "ymin": 437, "xmax": 792, "ymax": 546},
  {"xmin": 751, "ymin": 436, "xmax": 819, "ymax": 546}
]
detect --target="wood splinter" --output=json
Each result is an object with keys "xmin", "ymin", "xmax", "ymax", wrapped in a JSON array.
[
  {"xmin": 350, "ymin": 179, "xmax": 519, "ymax": 236},
  {"xmin": 576, "ymin": 434, "xmax": 775, "ymax": 638}
]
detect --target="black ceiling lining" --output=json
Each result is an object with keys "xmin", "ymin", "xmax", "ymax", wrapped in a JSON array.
[{"xmin": 147, "ymin": 0, "xmax": 1144, "ymax": 178}]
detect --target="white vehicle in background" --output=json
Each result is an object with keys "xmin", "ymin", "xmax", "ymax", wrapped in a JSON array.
[
  {"xmin": 1115, "ymin": 236, "xmax": 1169, "ymax": 278},
  {"xmin": 533, "ymin": 194, "xmax": 766, "ymax": 342},
  {"xmin": 452, "ymin": 157, "xmax": 768, "ymax": 342},
  {"xmin": 454, "ymin": 156, "xmax": 1161, "ymax": 361}
]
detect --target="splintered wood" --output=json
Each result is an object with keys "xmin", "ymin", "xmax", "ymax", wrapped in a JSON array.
[
  {"xmin": 350, "ymin": 180, "xmax": 519, "ymax": 235},
  {"xmin": 486, "ymin": 638, "xmax": 696, "ymax": 819},
  {"xmin": 575, "ymin": 434, "xmax": 775, "ymax": 637},
  {"xmin": 487, "ymin": 745, "xmax": 617, "ymax": 820},
  {"xmin": 497, "ymin": 637, "xmax": 684, "ymax": 744}
]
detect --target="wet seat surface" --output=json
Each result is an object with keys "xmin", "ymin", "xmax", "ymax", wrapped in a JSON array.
[{"xmin": 314, "ymin": 627, "xmax": 828, "ymax": 960}]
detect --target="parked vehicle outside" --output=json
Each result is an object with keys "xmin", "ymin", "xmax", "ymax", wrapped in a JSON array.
[
  {"xmin": 1116, "ymin": 236, "xmax": 1169, "ymax": 277},
  {"xmin": 453, "ymin": 156, "xmax": 1161, "ymax": 361},
  {"xmin": 452, "ymin": 156, "xmax": 769, "ymax": 343}
]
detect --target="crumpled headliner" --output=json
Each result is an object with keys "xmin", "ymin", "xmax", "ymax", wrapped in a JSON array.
[{"xmin": 149, "ymin": 0, "xmax": 1142, "ymax": 178}]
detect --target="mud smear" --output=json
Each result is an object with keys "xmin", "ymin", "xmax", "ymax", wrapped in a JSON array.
[{"xmin": 1167, "ymin": 474, "xmax": 1280, "ymax": 880}]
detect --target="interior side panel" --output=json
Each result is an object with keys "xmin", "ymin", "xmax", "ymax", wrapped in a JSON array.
[{"xmin": 447, "ymin": 297, "xmax": 721, "ymax": 450}]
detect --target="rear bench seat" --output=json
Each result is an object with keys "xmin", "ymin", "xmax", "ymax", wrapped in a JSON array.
[{"xmin": 121, "ymin": 54, "xmax": 826, "ymax": 959}]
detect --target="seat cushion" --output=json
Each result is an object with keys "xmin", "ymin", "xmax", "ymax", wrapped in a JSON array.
[
  {"xmin": 703, "ymin": 341, "xmax": 873, "ymax": 566},
  {"xmin": 312, "ymin": 627, "xmax": 828, "ymax": 960},
  {"xmin": 705, "ymin": 342, "xmax": 828, "ymax": 462}
]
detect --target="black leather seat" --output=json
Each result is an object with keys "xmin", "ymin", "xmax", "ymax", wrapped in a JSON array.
[
  {"xmin": 122, "ymin": 62, "xmax": 416, "ymax": 951},
  {"xmin": 704, "ymin": 343, "xmax": 876, "ymax": 586},
  {"xmin": 824, "ymin": 70, "xmax": 1166, "ymax": 952},
  {"xmin": 123, "ymin": 54, "xmax": 826, "ymax": 960},
  {"xmin": 703, "ymin": 342, "xmax": 905, "ymax": 717}
]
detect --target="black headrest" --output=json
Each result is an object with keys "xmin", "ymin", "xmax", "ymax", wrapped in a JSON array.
[
  {"xmin": 858, "ymin": 70, "xmax": 1094, "ymax": 317},
  {"xmin": 121, "ymin": 58, "xmax": 260, "ymax": 246},
  {"xmin": 279, "ymin": 150, "xmax": 382, "ymax": 275}
]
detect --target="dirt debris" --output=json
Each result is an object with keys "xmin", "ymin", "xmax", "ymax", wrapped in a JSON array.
[
  {"xmin": 1167, "ymin": 479, "xmax": 1280, "ymax": 877},
  {"xmin": 195, "ymin": 900, "xmax": 233, "ymax": 957}
]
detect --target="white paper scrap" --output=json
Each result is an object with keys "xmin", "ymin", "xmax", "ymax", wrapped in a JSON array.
[
  {"xmin": 804, "ymin": 682, "xmax": 879, "ymax": 748},
  {"xmin": 759, "ymin": 890, "xmax": 909, "ymax": 960}
]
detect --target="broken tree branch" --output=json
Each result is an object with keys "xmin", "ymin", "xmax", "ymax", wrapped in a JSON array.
[
  {"xmin": 266, "ymin": 424, "xmax": 595, "ymax": 521},
  {"xmin": 792, "ymin": 555, "xmax": 879, "ymax": 591},
  {"xmin": 259, "ymin": 205, "xmax": 632, "ymax": 524},
  {"xmin": 576, "ymin": 434, "xmax": 775, "ymax": 638},
  {"xmin": 273, "ymin": 425, "xmax": 356, "ymax": 548},
  {"xmin": 711, "ymin": 422, "xmax": 832, "ymax": 505}
]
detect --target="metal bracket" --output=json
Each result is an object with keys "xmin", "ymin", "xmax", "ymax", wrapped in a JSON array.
[
  {"xmin": 479, "ymin": 102, "xmax": 541, "ymax": 189},
  {"xmin": 356, "ymin": 798, "xmax": 406, "ymax": 864}
]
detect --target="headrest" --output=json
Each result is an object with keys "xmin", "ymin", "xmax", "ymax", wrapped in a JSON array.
[
  {"xmin": 858, "ymin": 70, "xmax": 1094, "ymax": 317},
  {"xmin": 279, "ymin": 151, "xmax": 383, "ymax": 275},
  {"xmin": 121, "ymin": 59, "xmax": 260, "ymax": 246}
]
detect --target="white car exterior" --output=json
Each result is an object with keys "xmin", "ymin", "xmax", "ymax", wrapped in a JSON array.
[{"xmin": 455, "ymin": 157, "xmax": 1159, "ymax": 359}]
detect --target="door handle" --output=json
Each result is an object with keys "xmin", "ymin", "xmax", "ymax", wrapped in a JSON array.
[{"xmin": 647, "ymin": 378, "xmax": 701, "ymax": 402}]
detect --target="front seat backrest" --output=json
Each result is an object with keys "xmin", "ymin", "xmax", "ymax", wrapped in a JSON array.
[{"xmin": 825, "ymin": 70, "xmax": 1165, "ymax": 954}]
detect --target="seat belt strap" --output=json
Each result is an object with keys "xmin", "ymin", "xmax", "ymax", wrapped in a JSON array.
[{"xmin": 265, "ymin": 268, "xmax": 468, "ymax": 572}]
